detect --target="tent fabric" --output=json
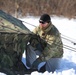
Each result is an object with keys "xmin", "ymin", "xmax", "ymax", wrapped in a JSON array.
[
  {"xmin": 0, "ymin": 10, "xmax": 31, "ymax": 34},
  {"xmin": 0, "ymin": 10, "xmax": 34, "ymax": 74}
]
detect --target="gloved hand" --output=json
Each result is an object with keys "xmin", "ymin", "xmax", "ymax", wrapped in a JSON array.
[
  {"xmin": 38, "ymin": 62, "xmax": 46, "ymax": 71},
  {"xmin": 35, "ymin": 43, "xmax": 43, "ymax": 52},
  {"xmin": 38, "ymin": 62, "xmax": 46, "ymax": 72},
  {"xmin": 31, "ymin": 58, "xmax": 46, "ymax": 72},
  {"xmin": 29, "ymin": 34, "xmax": 40, "ymax": 48},
  {"xmin": 31, "ymin": 58, "xmax": 41, "ymax": 70},
  {"xmin": 29, "ymin": 34, "xmax": 47, "ymax": 52}
]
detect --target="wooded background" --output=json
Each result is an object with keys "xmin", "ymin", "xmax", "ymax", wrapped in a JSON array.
[{"xmin": 0, "ymin": 0, "xmax": 76, "ymax": 18}]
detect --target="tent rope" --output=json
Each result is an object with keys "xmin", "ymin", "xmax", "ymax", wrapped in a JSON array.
[
  {"xmin": 22, "ymin": 20, "xmax": 76, "ymax": 45},
  {"xmin": 0, "ymin": 20, "xmax": 76, "ymax": 52}
]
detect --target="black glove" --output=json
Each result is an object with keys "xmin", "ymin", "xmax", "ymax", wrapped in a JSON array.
[
  {"xmin": 38, "ymin": 63, "xmax": 46, "ymax": 72},
  {"xmin": 40, "ymin": 38, "xmax": 47, "ymax": 50},
  {"xmin": 31, "ymin": 58, "xmax": 46, "ymax": 72},
  {"xmin": 29, "ymin": 34, "xmax": 47, "ymax": 51},
  {"xmin": 31, "ymin": 58, "xmax": 41, "ymax": 70}
]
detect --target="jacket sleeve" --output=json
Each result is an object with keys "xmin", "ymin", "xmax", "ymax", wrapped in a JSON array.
[
  {"xmin": 39, "ymin": 32, "xmax": 63, "ymax": 61},
  {"xmin": 32, "ymin": 26, "xmax": 63, "ymax": 62}
]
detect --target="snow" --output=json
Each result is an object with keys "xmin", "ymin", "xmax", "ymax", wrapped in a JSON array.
[
  {"xmin": 0, "ymin": 16, "xmax": 76, "ymax": 75},
  {"xmin": 21, "ymin": 16, "xmax": 76, "ymax": 75}
]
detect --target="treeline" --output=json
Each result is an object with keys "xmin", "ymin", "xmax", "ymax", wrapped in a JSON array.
[{"xmin": 0, "ymin": 0, "xmax": 76, "ymax": 18}]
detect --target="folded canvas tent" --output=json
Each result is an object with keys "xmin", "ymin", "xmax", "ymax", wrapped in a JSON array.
[{"xmin": 0, "ymin": 10, "xmax": 35, "ymax": 74}]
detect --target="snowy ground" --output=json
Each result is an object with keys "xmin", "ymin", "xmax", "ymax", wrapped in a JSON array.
[
  {"xmin": 0, "ymin": 16, "xmax": 76, "ymax": 75},
  {"xmin": 21, "ymin": 16, "xmax": 76, "ymax": 75}
]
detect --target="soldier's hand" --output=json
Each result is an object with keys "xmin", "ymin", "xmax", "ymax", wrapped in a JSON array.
[{"xmin": 29, "ymin": 33, "xmax": 47, "ymax": 51}]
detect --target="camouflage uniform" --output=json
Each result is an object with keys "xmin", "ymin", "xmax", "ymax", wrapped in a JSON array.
[
  {"xmin": 33, "ymin": 23, "xmax": 63, "ymax": 60},
  {"xmin": 33, "ymin": 23, "xmax": 63, "ymax": 71}
]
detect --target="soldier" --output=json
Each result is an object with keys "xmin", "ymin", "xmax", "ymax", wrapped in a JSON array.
[{"xmin": 26, "ymin": 14, "xmax": 63, "ymax": 72}]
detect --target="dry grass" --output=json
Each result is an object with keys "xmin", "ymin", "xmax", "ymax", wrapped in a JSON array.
[{"xmin": 0, "ymin": 0, "xmax": 76, "ymax": 18}]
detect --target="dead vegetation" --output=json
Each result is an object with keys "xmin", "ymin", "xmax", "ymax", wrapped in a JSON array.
[{"xmin": 0, "ymin": 0, "xmax": 76, "ymax": 18}]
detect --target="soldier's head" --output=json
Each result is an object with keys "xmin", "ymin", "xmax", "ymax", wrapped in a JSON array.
[{"xmin": 39, "ymin": 14, "xmax": 51, "ymax": 30}]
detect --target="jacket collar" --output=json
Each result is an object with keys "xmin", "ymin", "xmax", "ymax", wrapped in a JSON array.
[{"xmin": 42, "ymin": 22, "xmax": 53, "ymax": 33}]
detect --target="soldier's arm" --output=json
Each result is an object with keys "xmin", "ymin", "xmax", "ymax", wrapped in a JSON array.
[{"xmin": 38, "ymin": 33, "xmax": 63, "ymax": 61}]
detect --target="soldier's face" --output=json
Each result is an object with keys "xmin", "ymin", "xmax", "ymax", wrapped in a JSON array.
[{"xmin": 39, "ymin": 22, "xmax": 49, "ymax": 30}]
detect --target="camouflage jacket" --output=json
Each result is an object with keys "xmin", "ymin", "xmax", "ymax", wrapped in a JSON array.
[{"xmin": 33, "ymin": 23, "xmax": 63, "ymax": 61}]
